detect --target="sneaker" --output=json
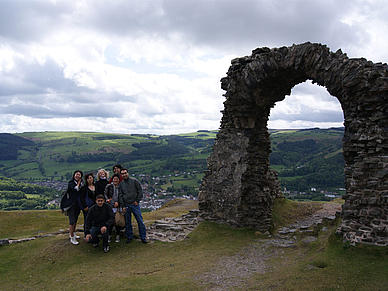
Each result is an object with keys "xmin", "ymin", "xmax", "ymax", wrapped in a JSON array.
[
  {"xmin": 108, "ymin": 236, "xmax": 111, "ymax": 243},
  {"xmin": 141, "ymin": 239, "xmax": 148, "ymax": 244},
  {"xmin": 115, "ymin": 235, "xmax": 120, "ymax": 243},
  {"xmin": 70, "ymin": 236, "xmax": 79, "ymax": 245},
  {"xmin": 103, "ymin": 246, "xmax": 110, "ymax": 253},
  {"xmin": 93, "ymin": 243, "xmax": 99, "ymax": 247},
  {"xmin": 126, "ymin": 238, "xmax": 132, "ymax": 244},
  {"xmin": 70, "ymin": 234, "xmax": 80, "ymax": 239}
]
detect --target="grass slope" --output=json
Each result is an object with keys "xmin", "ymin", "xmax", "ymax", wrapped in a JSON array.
[{"xmin": 1, "ymin": 198, "xmax": 387, "ymax": 290}]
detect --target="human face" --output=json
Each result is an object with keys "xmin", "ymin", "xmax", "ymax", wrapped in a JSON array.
[
  {"xmin": 96, "ymin": 198, "xmax": 105, "ymax": 207},
  {"xmin": 112, "ymin": 176, "xmax": 120, "ymax": 186},
  {"xmin": 74, "ymin": 172, "xmax": 82, "ymax": 181},
  {"xmin": 99, "ymin": 170, "xmax": 106, "ymax": 178},
  {"xmin": 121, "ymin": 170, "xmax": 129, "ymax": 180},
  {"xmin": 87, "ymin": 175, "xmax": 94, "ymax": 185},
  {"xmin": 113, "ymin": 167, "xmax": 121, "ymax": 174}
]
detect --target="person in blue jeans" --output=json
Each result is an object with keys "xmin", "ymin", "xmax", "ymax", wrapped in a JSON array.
[{"xmin": 118, "ymin": 168, "xmax": 148, "ymax": 244}]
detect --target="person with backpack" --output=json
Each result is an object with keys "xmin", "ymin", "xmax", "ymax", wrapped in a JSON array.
[{"xmin": 61, "ymin": 170, "xmax": 83, "ymax": 245}]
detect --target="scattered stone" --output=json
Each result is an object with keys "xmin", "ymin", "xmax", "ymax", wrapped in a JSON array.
[
  {"xmin": 147, "ymin": 210, "xmax": 201, "ymax": 243},
  {"xmin": 302, "ymin": 237, "xmax": 317, "ymax": 244}
]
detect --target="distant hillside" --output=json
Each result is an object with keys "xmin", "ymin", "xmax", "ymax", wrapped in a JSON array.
[
  {"xmin": 0, "ymin": 128, "xmax": 345, "ymax": 196},
  {"xmin": 0, "ymin": 133, "xmax": 34, "ymax": 160},
  {"xmin": 270, "ymin": 127, "xmax": 345, "ymax": 196}
]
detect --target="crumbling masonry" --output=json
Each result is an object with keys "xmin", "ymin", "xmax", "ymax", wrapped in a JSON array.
[{"xmin": 198, "ymin": 42, "xmax": 388, "ymax": 246}]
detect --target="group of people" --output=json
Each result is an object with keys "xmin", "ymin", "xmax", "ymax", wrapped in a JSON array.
[{"xmin": 61, "ymin": 164, "xmax": 148, "ymax": 253}]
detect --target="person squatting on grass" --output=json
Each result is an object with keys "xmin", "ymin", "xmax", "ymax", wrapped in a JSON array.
[
  {"xmin": 65, "ymin": 170, "xmax": 83, "ymax": 245},
  {"xmin": 84, "ymin": 194, "xmax": 115, "ymax": 253},
  {"xmin": 104, "ymin": 173, "xmax": 124, "ymax": 243},
  {"xmin": 118, "ymin": 168, "xmax": 148, "ymax": 244}
]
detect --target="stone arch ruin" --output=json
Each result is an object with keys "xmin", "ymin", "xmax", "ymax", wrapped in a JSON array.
[{"xmin": 198, "ymin": 42, "xmax": 388, "ymax": 246}]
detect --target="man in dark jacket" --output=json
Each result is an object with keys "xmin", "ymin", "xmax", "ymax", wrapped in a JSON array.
[
  {"xmin": 84, "ymin": 194, "xmax": 115, "ymax": 253},
  {"xmin": 118, "ymin": 168, "xmax": 147, "ymax": 244}
]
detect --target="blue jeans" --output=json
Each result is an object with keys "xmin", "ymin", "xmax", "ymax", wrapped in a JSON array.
[
  {"xmin": 88, "ymin": 226, "xmax": 109, "ymax": 247},
  {"xmin": 125, "ymin": 204, "xmax": 146, "ymax": 240}
]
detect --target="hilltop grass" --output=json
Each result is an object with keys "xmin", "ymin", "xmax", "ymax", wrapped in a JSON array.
[
  {"xmin": 0, "ymin": 210, "xmax": 67, "ymax": 239},
  {"xmin": 271, "ymin": 197, "xmax": 323, "ymax": 231},
  {"xmin": 0, "ymin": 200, "xmax": 255, "ymax": 290},
  {"xmin": 1, "ymin": 198, "xmax": 388, "ymax": 290},
  {"xmin": 0, "ymin": 222, "xmax": 256, "ymax": 290},
  {"xmin": 0, "ymin": 199, "xmax": 198, "ymax": 240}
]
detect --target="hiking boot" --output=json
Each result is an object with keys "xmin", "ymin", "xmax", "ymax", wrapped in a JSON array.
[
  {"xmin": 103, "ymin": 246, "xmax": 110, "ymax": 253},
  {"xmin": 70, "ymin": 236, "xmax": 79, "ymax": 245},
  {"xmin": 115, "ymin": 235, "xmax": 120, "ymax": 243},
  {"xmin": 141, "ymin": 239, "xmax": 148, "ymax": 244}
]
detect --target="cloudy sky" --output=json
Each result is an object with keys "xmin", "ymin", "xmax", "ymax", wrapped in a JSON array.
[{"xmin": 0, "ymin": 0, "xmax": 387, "ymax": 135}]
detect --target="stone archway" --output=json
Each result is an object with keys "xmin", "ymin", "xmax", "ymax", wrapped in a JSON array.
[{"xmin": 198, "ymin": 42, "xmax": 388, "ymax": 246}]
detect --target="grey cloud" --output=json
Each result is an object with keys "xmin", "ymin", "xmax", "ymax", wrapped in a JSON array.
[
  {"xmin": 0, "ymin": 0, "xmax": 73, "ymax": 42},
  {"xmin": 0, "ymin": 92, "xmax": 129, "ymax": 119},
  {"xmin": 81, "ymin": 0, "xmax": 365, "ymax": 54},
  {"xmin": 0, "ymin": 56, "xmax": 136, "ymax": 119},
  {"xmin": 0, "ymin": 58, "xmax": 84, "ymax": 97},
  {"xmin": 270, "ymin": 105, "xmax": 344, "ymax": 123},
  {"xmin": 291, "ymin": 82, "xmax": 337, "ymax": 103}
]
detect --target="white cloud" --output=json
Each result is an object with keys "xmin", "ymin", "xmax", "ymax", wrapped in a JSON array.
[{"xmin": 0, "ymin": 0, "xmax": 387, "ymax": 134}]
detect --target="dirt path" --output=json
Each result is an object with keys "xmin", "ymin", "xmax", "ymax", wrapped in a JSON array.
[{"xmin": 196, "ymin": 203, "xmax": 341, "ymax": 290}]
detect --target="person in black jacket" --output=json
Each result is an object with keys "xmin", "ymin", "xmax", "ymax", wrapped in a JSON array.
[
  {"xmin": 79, "ymin": 172, "xmax": 95, "ymax": 233},
  {"xmin": 62, "ymin": 170, "xmax": 83, "ymax": 245},
  {"xmin": 95, "ymin": 168, "xmax": 109, "ymax": 197},
  {"xmin": 84, "ymin": 194, "xmax": 115, "ymax": 253}
]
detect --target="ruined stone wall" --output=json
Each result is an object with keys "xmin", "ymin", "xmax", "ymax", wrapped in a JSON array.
[{"xmin": 199, "ymin": 42, "xmax": 388, "ymax": 245}]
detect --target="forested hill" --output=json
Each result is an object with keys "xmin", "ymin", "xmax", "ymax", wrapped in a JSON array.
[
  {"xmin": 0, "ymin": 133, "xmax": 35, "ymax": 160},
  {"xmin": 0, "ymin": 128, "xmax": 345, "ymax": 195},
  {"xmin": 270, "ymin": 127, "xmax": 345, "ymax": 196}
]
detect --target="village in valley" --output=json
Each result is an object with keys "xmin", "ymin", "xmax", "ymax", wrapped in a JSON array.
[{"xmin": 33, "ymin": 171, "xmax": 200, "ymax": 212}]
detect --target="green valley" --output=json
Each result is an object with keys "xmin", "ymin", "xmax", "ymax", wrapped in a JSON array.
[{"xmin": 0, "ymin": 128, "xmax": 345, "ymax": 210}]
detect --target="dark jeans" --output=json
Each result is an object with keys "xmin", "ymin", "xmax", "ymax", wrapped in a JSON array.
[
  {"xmin": 82, "ymin": 210, "xmax": 88, "ymax": 234},
  {"xmin": 124, "ymin": 204, "xmax": 146, "ymax": 240},
  {"xmin": 88, "ymin": 226, "xmax": 109, "ymax": 247},
  {"xmin": 109, "ymin": 224, "xmax": 123, "ymax": 236}
]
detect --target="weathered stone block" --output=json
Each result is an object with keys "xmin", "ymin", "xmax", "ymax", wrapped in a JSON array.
[{"xmin": 199, "ymin": 42, "xmax": 388, "ymax": 245}]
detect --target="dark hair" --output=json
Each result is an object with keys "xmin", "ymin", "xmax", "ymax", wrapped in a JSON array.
[
  {"xmin": 120, "ymin": 168, "xmax": 128, "ymax": 173},
  {"xmin": 95, "ymin": 194, "xmax": 105, "ymax": 200},
  {"xmin": 113, "ymin": 164, "xmax": 123, "ymax": 170},
  {"xmin": 72, "ymin": 170, "xmax": 83, "ymax": 179},
  {"xmin": 111, "ymin": 173, "xmax": 120, "ymax": 180},
  {"xmin": 84, "ymin": 172, "xmax": 95, "ymax": 184}
]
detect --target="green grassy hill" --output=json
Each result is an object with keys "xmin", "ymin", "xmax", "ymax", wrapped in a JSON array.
[
  {"xmin": 0, "ymin": 128, "xmax": 345, "ymax": 200},
  {"xmin": 1, "ymin": 198, "xmax": 387, "ymax": 290},
  {"xmin": 4, "ymin": 131, "xmax": 217, "ymax": 181}
]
